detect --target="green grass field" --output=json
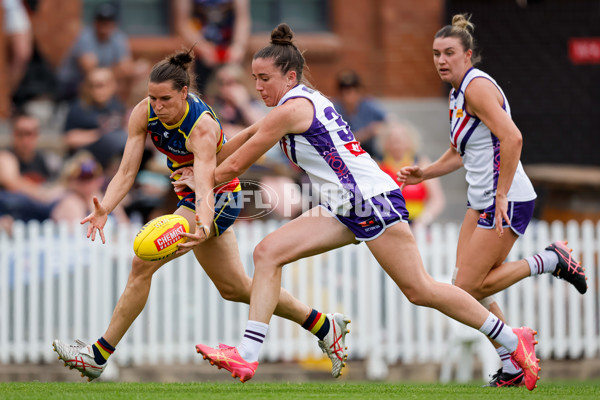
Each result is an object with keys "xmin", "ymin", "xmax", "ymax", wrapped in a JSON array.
[{"xmin": 1, "ymin": 381, "xmax": 599, "ymax": 400}]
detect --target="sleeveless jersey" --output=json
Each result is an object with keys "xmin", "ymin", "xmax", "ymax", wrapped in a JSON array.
[
  {"xmin": 278, "ymin": 85, "xmax": 398, "ymax": 212},
  {"xmin": 147, "ymin": 93, "xmax": 239, "ymax": 193},
  {"xmin": 449, "ymin": 68, "xmax": 536, "ymax": 209}
]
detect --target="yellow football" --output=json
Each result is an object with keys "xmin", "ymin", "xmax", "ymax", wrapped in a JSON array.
[{"xmin": 133, "ymin": 214, "xmax": 190, "ymax": 261}]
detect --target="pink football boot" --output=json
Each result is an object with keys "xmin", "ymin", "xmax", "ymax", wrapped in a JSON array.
[{"xmin": 196, "ymin": 343, "xmax": 258, "ymax": 383}]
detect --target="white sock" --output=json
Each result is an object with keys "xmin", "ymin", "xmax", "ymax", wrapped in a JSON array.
[
  {"xmin": 496, "ymin": 346, "xmax": 521, "ymax": 374},
  {"xmin": 526, "ymin": 250, "xmax": 559, "ymax": 276},
  {"xmin": 479, "ymin": 313, "xmax": 518, "ymax": 353},
  {"xmin": 237, "ymin": 320, "xmax": 269, "ymax": 363}
]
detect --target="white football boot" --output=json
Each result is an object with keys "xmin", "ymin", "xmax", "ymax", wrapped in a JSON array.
[
  {"xmin": 318, "ymin": 313, "xmax": 351, "ymax": 378},
  {"xmin": 53, "ymin": 339, "xmax": 107, "ymax": 381}
]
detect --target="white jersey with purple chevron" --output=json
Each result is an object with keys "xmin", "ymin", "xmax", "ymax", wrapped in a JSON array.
[
  {"xmin": 449, "ymin": 68, "xmax": 536, "ymax": 209},
  {"xmin": 277, "ymin": 84, "xmax": 398, "ymax": 212}
]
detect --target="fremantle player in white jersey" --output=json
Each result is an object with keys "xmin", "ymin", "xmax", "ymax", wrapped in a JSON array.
[
  {"xmin": 398, "ymin": 14, "xmax": 587, "ymax": 388},
  {"xmin": 185, "ymin": 23, "xmax": 542, "ymax": 389}
]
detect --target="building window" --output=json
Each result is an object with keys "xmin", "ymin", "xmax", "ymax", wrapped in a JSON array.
[
  {"xmin": 82, "ymin": 0, "xmax": 170, "ymax": 36},
  {"xmin": 251, "ymin": 0, "xmax": 330, "ymax": 33}
]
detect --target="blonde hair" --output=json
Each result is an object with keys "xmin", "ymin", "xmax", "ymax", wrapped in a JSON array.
[
  {"xmin": 378, "ymin": 119, "xmax": 422, "ymax": 158},
  {"xmin": 452, "ymin": 13, "xmax": 475, "ymax": 32},
  {"xmin": 435, "ymin": 13, "xmax": 481, "ymax": 65}
]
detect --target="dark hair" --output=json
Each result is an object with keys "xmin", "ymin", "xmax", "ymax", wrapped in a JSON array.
[
  {"xmin": 253, "ymin": 23, "xmax": 306, "ymax": 83},
  {"xmin": 95, "ymin": 2, "xmax": 118, "ymax": 21},
  {"xmin": 150, "ymin": 49, "xmax": 197, "ymax": 92},
  {"xmin": 336, "ymin": 69, "xmax": 361, "ymax": 90},
  {"xmin": 10, "ymin": 109, "xmax": 36, "ymax": 125},
  {"xmin": 435, "ymin": 14, "xmax": 481, "ymax": 65}
]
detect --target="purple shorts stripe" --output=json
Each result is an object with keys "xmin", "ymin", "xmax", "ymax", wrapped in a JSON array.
[
  {"xmin": 475, "ymin": 199, "xmax": 535, "ymax": 236},
  {"xmin": 325, "ymin": 189, "xmax": 409, "ymax": 241}
]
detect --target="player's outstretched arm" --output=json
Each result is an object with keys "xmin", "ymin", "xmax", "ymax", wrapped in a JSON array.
[{"xmin": 80, "ymin": 99, "xmax": 147, "ymax": 243}]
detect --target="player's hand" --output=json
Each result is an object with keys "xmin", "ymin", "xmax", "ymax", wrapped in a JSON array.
[
  {"xmin": 397, "ymin": 165, "xmax": 425, "ymax": 190},
  {"xmin": 170, "ymin": 166, "xmax": 195, "ymax": 191},
  {"xmin": 176, "ymin": 214, "xmax": 210, "ymax": 254},
  {"xmin": 169, "ymin": 166, "xmax": 194, "ymax": 180},
  {"xmin": 494, "ymin": 194, "xmax": 510, "ymax": 237},
  {"xmin": 80, "ymin": 196, "xmax": 108, "ymax": 244}
]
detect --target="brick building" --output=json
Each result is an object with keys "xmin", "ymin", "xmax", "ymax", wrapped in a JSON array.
[{"xmin": 0, "ymin": 0, "xmax": 446, "ymax": 118}]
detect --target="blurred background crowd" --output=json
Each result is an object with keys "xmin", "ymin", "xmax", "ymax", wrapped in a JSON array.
[{"xmin": 0, "ymin": 0, "xmax": 598, "ymax": 231}]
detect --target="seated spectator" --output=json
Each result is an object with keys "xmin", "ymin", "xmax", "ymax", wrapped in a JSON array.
[
  {"xmin": 63, "ymin": 67, "xmax": 127, "ymax": 168},
  {"xmin": 0, "ymin": 215, "xmax": 13, "ymax": 235},
  {"xmin": 0, "ymin": 112, "xmax": 63, "ymax": 221},
  {"xmin": 204, "ymin": 63, "xmax": 265, "ymax": 137},
  {"xmin": 173, "ymin": 0, "xmax": 251, "ymax": 93},
  {"xmin": 55, "ymin": 2, "xmax": 137, "ymax": 103},
  {"xmin": 378, "ymin": 120, "xmax": 446, "ymax": 229},
  {"xmin": 122, "ymin": 149, "xmax": 174, "ymax": 224},
  {"xmin": 333, "ymin": 69, "xmax": 388, "ymax": 161},
  {"xmin": 51, "ymin": 151, "xmax": 128, "ymax": 225},
  {"xmin": 2, "ymin": 0, "xmax": 33, "ymax": 98}
]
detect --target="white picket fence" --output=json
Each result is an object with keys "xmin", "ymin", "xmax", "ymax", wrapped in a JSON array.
[{"xmin": 0, "ymin": 219, "xmax": 598, "ymax": 380}]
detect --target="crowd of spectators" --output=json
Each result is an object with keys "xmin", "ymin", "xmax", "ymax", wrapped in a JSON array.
[{"xmin": 0, "ymin": 1, "xmax": 445, "ymax": 231}]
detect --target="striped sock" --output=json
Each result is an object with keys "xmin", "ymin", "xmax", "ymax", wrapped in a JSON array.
[
  {"xmin": 238, "ymin": 320, "xmax": 269, "ymax": 363},
  {"xmin": 526, "ymin": 250, "xmax": 559, "ymax": 276},
  {"xmin": 479, "ymin": 313, "xmax": 518, "ymax": 353},
  {"xmin": 496, "ymin": 346, "xmax": 522, "ymax": 374},
  {"xmin": 302, "ymin": 309, "xmax": 330, "ymax": 340},
  {"xmin": 91, "ymin": 337, "xmax": 115, "ymax": 365}
]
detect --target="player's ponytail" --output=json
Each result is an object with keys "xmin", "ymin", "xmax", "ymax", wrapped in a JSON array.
[
  {"xmin": 150, "ymin": 48, "xmax": 197, "ymax": 92},
  {"xmin": 254, "ymin": 23, "xmax": 307, "ymax": 84},
  {"xmin": 451, "ymin": 14, "xmax": 475, "ymax": 33},
  {"xmin": 435, "ymin": 13, "xmax": 481, "ymax": 65}
]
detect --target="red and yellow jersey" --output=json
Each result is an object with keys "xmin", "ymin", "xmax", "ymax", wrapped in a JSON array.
[
  {"xmin": 379, "ymin": 157, "xmax": 427, "ymax": 220},
  {"xmin": 147, "ymin": 92, "xmax": 240, "ymax": 193}
]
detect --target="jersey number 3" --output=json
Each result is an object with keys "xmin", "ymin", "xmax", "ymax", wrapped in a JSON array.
[{"xmin": 324, "ymin": 106, "xmax": 355, "ymax": 142}]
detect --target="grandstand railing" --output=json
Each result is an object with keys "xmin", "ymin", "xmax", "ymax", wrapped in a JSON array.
[{"xmin": 0, "ymin": 219, "xmax": 598, "ymax": 379}]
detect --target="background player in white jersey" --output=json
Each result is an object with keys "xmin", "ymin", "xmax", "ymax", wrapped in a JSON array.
[
  {"xmin": 188, "ymin": 23, "xmax": 541, "ymax": 389},
  {"xmin": 398, "ymin": 14, "xmax": 587, "ymax": 387}
]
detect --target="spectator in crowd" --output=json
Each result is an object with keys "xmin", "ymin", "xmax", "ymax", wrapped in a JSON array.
[
  {"xmin": 2, "ymin": 0, "xmax": 33, "ymax": 98},
  {"xmin": 51, "ymin": 151, "xmax": 128, "ymax": 225},
  {"xmin": 333, "ymin": 69, "xmax": 388, "ymax": 161},
  {"xmin": 0, "ymin": 112, "xmax": 62, "ymax": 221},
  {"xmin": 204, "ymin": 63, "xmax": 265, "ymax": 137},
  {"xmin": 63, "ymin": 67, "xmax": 127, "ymax": 168},
  {"xmin": 55, "ymin": 2, "xmax": 137, "ymax": 103},
  {"xmin": 122, "ymin": 148, "xmax": 175, "ymax": 224},
  {"xmin": 378, "ymin": 120, "xmax": 446, "ymax": 229},
  {"xmin": 0, "ymin": 214, "xmax": 13, "ymax": 234},
  {"xmin": 173, "ymin": 0, "xmax": 251, "ymax": 93}
]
